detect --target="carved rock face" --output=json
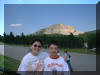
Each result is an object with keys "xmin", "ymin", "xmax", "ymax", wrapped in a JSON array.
[{"xmin": 36, "ymin": 23, "xmax": 84, "ymax": 35}]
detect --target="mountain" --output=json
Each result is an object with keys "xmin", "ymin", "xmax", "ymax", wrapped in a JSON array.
[
  {"xmin": 86, "ymin": 30, "xmax": 96, "ymax": 34},
  {"xmin": 35, "ymin": 23, "xmax": 84, "ymax": 35}
]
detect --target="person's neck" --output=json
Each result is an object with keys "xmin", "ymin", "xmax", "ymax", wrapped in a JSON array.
[
  {"xmin": 50, "ymin": 54, "xmax": 59, "ymax": 59},
  {"xmin": 32, "ymin": 52, "xmax": 38, "ymax": 56}
]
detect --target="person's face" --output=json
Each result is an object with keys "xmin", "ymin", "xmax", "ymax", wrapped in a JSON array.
[
  {"xmin": 30, "ymin": 41, "xmax": 42, "ymax": 55},
  {"xmin": 49, "ymin": 44, "xmax": 59, "ymax": 56}
]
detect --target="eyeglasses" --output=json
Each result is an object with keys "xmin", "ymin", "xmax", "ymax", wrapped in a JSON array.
[{"xmin": 33, "ymin": 44, "xmax": 42, "ymax": 48}]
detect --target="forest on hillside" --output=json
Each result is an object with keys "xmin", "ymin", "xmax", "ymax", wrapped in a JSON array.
[{"xmin": 0, "ymin": 31, "xmax": 96, "ymax": 49}]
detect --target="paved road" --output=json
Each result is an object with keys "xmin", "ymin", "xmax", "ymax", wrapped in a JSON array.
[
  {"xmin": 0, "ymin": 45, "xmax": 4, "ymax": 55},
  {"xmin": 0, "ymin": 45, "xmax": 96, "ymax": 71}
]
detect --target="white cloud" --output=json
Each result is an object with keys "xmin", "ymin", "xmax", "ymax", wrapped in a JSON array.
[{"xmin": 10, "ymin": 24, "xmax": 22, "ymax": 27}]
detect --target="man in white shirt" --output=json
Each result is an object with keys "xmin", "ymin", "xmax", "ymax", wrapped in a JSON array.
[
  {"xmin": 44, "ymin": 41, "xmax": 70, "ymax": 75},
  {"xmin": 18, "ymin": 51, "xmax": 48, "ymax": 71},
  {"xmin": 18, "ymin": 39, "xmax": 49, "ymax": 75}
]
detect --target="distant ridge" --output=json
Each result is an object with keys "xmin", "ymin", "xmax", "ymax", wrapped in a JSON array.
[
  {"xmin": 35, "ymin": 23, "xmax": 84, "ymax": 35},
  {"xmin": 86, "ymin": 30, "xmax": 96, "ymax": 34}
]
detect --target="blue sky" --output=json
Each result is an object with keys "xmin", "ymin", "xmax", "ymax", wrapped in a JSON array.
[{"xmin": 0, "ymin": 0, "xmax": 100, "ymax": 36}]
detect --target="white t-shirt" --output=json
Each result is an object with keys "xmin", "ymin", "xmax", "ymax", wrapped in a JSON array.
[
  {"xmin": 64, "ymin": 53, "xmax": 70, "ymax": 61},
  {"xmin": 18, "ymin": 51, "xmax": 49, "ymax": 71},
  {"xmin": 44, "ymin": 56, "xmax": 69, "ymax": 71}
]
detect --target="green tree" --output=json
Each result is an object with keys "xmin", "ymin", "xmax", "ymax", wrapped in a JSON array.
[{"xmin": 9, "ymin": 32, "xmax": 15, "ymax": 44}]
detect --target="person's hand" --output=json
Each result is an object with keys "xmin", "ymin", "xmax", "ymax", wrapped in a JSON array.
[
  {"xmin": 61, "ymin": 55, "xmax": 67, "ymax": 61},
  {"xmin": 28, "ymin": 64, "xmax": 33, "ymax": 75},
  {"xmin": 35, "ymin": 61, "xmax": 43, "ymax": 71},
  {"xmin": 28, "ymin": 64, "xmax": 32, "ymax": 71}
]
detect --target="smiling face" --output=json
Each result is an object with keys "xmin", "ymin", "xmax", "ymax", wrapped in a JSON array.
[
  {"xmin": 30, "ymin": 41, "xmax": 42, "ymax": 56},
  {"xmin": 49, "ymin": 44, "xmax": 59, "ymax": 56}
]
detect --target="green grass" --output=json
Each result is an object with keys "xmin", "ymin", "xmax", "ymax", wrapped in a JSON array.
[
  {"xmin": 0, "ymin": 55, "xmax": 4, "ymax": 68},
  {"xmin": 0, "ymin": 54, "xmax": 20, "ymax": 71},
  {"xmin": 62, "ymin": 48, "xmax": 96, "ymax": 55},
  {"xmin": 0, "ymin": 42, "xmax": 4, "ymax": 45},
  {"xmin": 0, "ymin": 55, "xmax": 4, "ymax": 74}
]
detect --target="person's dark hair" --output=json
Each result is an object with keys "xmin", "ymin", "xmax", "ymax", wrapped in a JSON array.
[
  {"xmin": 64, "ymin": 50, "xmax": 67, "ymax": 53},
  {"xmin": 31, "ymin": 39, "xmax": 43, "ymax": 46},
  {"xmin": 28, "ymin": 39, "xmax": 43, "ymax": 52},
  {"xmin": 48, "ymin": 40, "xmax": 59, "ymax": 47},
  {"xmin": 57, "ymin": 50, "xmax": 59, "ymax": 53}
]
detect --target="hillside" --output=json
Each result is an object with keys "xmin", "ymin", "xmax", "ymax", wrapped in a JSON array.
[{"xmin": 35, "ymin": 23, "xmax": 84, "ymax": 35}]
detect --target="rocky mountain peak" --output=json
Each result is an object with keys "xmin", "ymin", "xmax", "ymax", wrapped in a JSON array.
[{"xmin": 35, "ymin": 23, "xmax": 84, "ymax": 35}]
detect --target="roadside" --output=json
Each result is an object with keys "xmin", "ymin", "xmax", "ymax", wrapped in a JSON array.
[
  {"xmin": 0, "ymin": 45, "xmax": 4, "ymax": 55},
  {"xmin": 0, "ymin": 54, "xmax": 20, "ymax": 75},
  {"xmin": 0, "ymin": 45, "xmax": 96, "ymax": 71},
  {"xmin": 3, "ymin": 43, "xmax": 96, "ymax": 55},
  {"xmin": 0, "ymin": 42, "xmax": 4, "ymax": 45}
]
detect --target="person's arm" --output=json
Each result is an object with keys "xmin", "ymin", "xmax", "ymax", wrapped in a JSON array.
[
  {"xmin": 68, "ymin": 53, "xmax": 71, "ymax": 58},
  {"xmin": 17, "ymin": 57, "xmax": 29, "ymax": 75},
  {"xmin": 63, "ymin": 61, "xmax": 69, "ymax": 71},
  {"xmin": 63, "ymin": 61, "xmax": 70, "ymax": 75},
  {"xmin": 61, "ymin": 55, "xmax": 67, "ymax": 61},
  {"xmin": 18, "ymin": 58, "xmax": 29, "ymax": 71},
  {"xmin": 43, "ymin": 59, "xmax": 47, "ymax": 71},
  {"xmin": 43, "ymin": 58, "xmax": 50, "ymax": 71}
]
